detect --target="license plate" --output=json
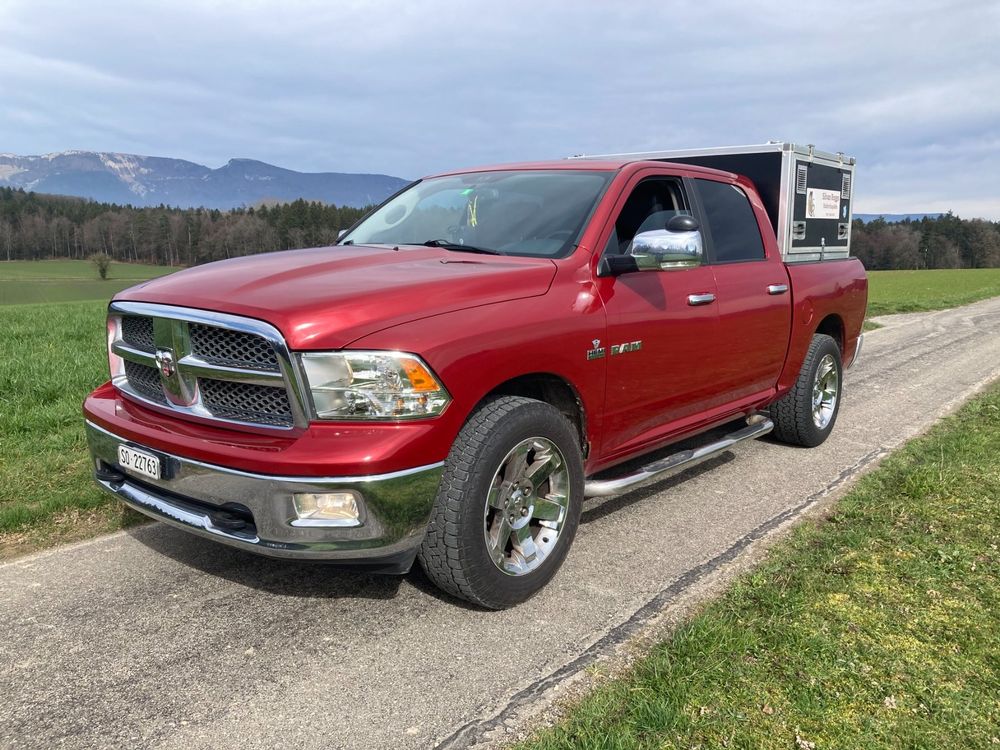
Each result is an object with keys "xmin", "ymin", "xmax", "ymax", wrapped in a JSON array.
[{"xmin": 117, "ymin": 444, "xmax": 161, "ymax": 480}]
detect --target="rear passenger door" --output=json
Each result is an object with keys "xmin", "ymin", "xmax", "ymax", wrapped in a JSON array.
[{"xmin": 692, "ymin": 177, "xmax": 792, "ymax": 403}]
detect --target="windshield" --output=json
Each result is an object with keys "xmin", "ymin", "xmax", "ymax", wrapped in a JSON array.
[{"xmin": 340, "ymin": 170, "xmax": 613, "ymax": 258}]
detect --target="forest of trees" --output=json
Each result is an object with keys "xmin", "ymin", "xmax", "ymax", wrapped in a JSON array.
[
  {"xmin": 849, "ymin": 213, "xmax": 1000, "ymax": 270},
  {"xmin": 0, "ymin": 187, "xmax": 370, "ymax": 267},
  {"xmin": 1, "ymin": 186, "xmax": 998, "ymax": 271}
]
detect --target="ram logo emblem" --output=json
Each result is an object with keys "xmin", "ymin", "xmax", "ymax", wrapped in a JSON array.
[
  {"xmin": 610, "ymin": 340, "xmax": 643, "ymax": 356},
  {"xmin": 155, "ymin": 349, "xmax": 176, "ymax": 378}
]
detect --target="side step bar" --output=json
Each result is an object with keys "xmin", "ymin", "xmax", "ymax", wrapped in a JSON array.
[{"xmin": 584, "ymin": 416, "xmax": 774, "ymax": 498}]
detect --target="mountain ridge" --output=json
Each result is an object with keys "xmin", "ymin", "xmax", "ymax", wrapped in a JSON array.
[{"xmin": 0, "ymin": 150, "xmax": 408, "ymax": 209}]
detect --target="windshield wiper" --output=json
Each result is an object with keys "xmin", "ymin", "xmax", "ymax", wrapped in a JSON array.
[{"xmin": 420, "ymin": 239, "xmax": 504, "ymax": 256}]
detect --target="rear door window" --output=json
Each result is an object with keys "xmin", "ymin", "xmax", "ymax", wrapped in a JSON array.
[{"xmin": 695, "ymin": 179, "xmax": 766, "ymax": 263}]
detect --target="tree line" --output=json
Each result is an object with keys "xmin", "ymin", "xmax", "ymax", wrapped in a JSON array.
[
  {"xmin": 0, "ymin": 187, "xmax": 370, "ymax": 266},
  {"xmin": 1, "ymin": 186, "xmax": 998, "ymax": 271},
  {"xmin": 851, "ymin": 213, "xmax": 1000, "ymax": 270}
]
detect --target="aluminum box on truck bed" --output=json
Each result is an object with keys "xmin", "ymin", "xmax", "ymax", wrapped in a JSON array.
[{"xmin": 572, "ymin": 142, "xmax": 856, "ymax": 263}]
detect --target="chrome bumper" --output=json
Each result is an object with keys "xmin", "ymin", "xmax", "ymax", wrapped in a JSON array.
[{"xmin": 85, "ymin": 421, "xmax": 443, "ymax": 569}]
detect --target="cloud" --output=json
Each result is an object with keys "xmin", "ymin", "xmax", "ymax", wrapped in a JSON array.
[{"xmin": 1, "ymin": 0, "xmax": 998, "ymax": 217}]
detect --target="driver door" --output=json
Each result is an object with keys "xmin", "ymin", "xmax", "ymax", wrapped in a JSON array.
[{"xmin": 595, "ymin": 174, "xmax": 724, "ymax": 459}]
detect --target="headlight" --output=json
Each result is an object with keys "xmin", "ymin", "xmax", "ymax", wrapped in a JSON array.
[
  {"xmin": 107, "ymin": 313, "xmax": 125, "ymax": 381},
  {"xmin": 300, "ymin": 351, "xmax": 451, "ymax": 420}
]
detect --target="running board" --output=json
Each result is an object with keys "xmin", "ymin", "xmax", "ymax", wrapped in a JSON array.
[{"xmin": 583, "ymin": 416, "xmax": 774, "ymax": 498}]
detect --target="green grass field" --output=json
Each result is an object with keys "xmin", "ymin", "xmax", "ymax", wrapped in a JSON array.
[
  {"xmin": 520, "ymin": 383, "xmax": 1000, "ymax": 749},
  {"xmin": 0, "ymin": 259, "xmax": 177, "ymax": 305},
  {"xmin": 866, "ymin": 268, "xmax": 1000, "ymax": 317},
  {"xmin": 0, "ymin": 301, "xmax": 147, "ymax": 555}
]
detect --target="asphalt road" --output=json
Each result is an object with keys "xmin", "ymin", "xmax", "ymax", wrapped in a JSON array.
[{"xmin": 3, "ymin": 297, "xmax": 999, "ymax": 750}]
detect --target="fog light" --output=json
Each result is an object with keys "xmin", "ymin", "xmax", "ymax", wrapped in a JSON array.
[{"xmin": 292, "ymin": 491, "xmax": 361, "ymax": 527}]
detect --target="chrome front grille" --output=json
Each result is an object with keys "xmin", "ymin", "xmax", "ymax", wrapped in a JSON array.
[
  {"xmin": 190, "ymin": 323, "xmax": 280, "ymax": 371},
  {"xmin": 199, "ymin": 378, "xmax": 293, "ymax": 427},
  {"xmin": 109, "ymin": 302, "xmax": 308, "ymax": 430},
  {"xmin": 124, "ymin": 360, "xmax": 167, "ymax": 404},
  {"xmin": 122, "ymin": 316, "xmax": 155, "ymax": 352}
]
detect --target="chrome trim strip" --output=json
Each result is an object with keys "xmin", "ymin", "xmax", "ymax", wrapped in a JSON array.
[
  {"xmin": 177, "ymin": 355, "xmax": 286, "ymax": 385},
  {"xmin": 112, "ymin": 341, "xmax": 157, "ymax": 366},
  {"xmin": 847, "ymin": 333, "xmax": 864, "ymax": 370},
  {"xmin": 109, "ymin": 301, "xmax": 311, "ymax": 430}
]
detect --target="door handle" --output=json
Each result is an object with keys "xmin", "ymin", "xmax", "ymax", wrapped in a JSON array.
[
  {"xmin": 687, "ymin": 293, "xmax": 716, "ymax": 306},
  {"xmin": 767, "ymin": 284, "xmax": 789, "ymax": 295}
]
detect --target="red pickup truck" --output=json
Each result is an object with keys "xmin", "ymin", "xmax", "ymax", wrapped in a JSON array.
[{"xmin": 84, "ymin": 143, "xmax": 867, "ymax": 608}]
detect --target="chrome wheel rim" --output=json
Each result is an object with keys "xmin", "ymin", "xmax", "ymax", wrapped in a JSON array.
[
  {"xmin": 483, "ymin": 437, "xmax": 570, "ymax": 576},
  {"xmin": 812, "ymin": 353, "xmax": 839, "ymax": 429}
]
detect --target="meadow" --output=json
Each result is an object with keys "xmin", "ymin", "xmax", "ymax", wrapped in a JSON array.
[
  {"xmin": 0, "ymin": 260, "xmax": 177, "ymax": 554},
  {"xmin": 865, "ymin": 267, "xmax": 1000, "ymax": 316},
  {"xmin": 0, "ymin": 259, "xmax": 176, "ymax": 305}
]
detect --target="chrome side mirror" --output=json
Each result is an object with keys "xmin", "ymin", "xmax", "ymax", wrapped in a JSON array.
[{"xmin": 630, "ymin": 215, "xmax": 703, "ymax": 270}]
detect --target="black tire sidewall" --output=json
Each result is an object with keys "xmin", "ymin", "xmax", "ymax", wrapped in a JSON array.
[
  {"xmin": 452, "ymin": 400, "xmax": 583, "ymax": 608},
  {"xmin": 798, "ymin": 336, "xmax": 843, "ymax": 447}
]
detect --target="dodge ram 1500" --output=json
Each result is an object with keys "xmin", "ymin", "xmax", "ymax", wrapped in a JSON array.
[{"xmin": 84, "ymin": 143, "xmax": 867, "ymax": 608}]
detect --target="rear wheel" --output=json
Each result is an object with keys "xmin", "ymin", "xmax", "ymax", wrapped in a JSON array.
[
  {"xmin": 770, "ymin": 333, "xmax": 842, "ymax": 447},
  {"xmin": 418, "ymin": 396, "xmax": 583, "ymax": 609}
]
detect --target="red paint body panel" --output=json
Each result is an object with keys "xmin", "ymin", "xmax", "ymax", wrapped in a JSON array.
[
  {"xmin": 779, "ymin": 258, "xmax": 868, "ymax": 392},
  {"xmin": 116, "ymin": 246, "xmax": 557, "ymax": 350},
  {"xmin": 84, "ymin": 159, "xmax": 868, "ymax": 482},
  {"xmin": 85, "ymin": 383, "xmax": 451, "ymax": 476}
]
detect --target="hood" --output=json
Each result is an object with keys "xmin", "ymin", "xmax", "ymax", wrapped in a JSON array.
[{"xmin": 116, "ymin": 245, "xmax": 557, "ymax": 349}]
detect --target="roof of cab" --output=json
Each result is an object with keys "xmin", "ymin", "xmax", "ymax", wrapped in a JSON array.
[{"xmin": 426, "ymin": 158, "xmax": 739, "ymax": 182}]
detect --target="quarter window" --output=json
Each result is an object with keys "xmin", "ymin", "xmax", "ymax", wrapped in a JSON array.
[{"xmin": 695, "ymin": 179, "xmax": 766, "ymax": 263}]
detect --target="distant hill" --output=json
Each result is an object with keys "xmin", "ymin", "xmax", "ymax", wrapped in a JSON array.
[
  {"xmin": 855, "ymin": 213, "xmax": 944, "ymax": 223},
  {"xmin": 0, "ymin": 151, "xmax": 408, "ymax": 209}
]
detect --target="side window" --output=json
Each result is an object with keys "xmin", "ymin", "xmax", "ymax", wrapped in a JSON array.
[
  {"xmin": 695, "ymin": 179, "xmax": 766, "ymax": 263},
  {"xmin": 603, "ymin": 179, "xmax": 691, "ymax": 257}
]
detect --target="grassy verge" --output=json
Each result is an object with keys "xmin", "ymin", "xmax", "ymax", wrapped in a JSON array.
[
  {"xmin": 0, "ymin": 301, "xmax": 145, "ymax": 559},
  {"xmin": 519, "ymin": 384, "xmax": 1000, "ymax": 749},
  {"xmin": 866, "ymin": 268, "xmax": 1000, "ymax": 317},
  {"xmin": 0, "ymin": 259, "xmax": 176, "ymax": 305}
]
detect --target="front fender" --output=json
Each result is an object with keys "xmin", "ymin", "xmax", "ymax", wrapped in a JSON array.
[{"xmin": 346, "ymin": 283, "xmax": 608, "ymax": 469}]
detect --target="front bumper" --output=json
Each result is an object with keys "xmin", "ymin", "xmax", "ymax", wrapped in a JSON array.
[{"xmin": 85, "ymin": 420, "xmax": 443, "ymax": 571}]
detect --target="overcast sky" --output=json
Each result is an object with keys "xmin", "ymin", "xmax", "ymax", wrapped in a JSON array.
[{"xmin": 1, "ymin": 0, "xmax": 998, "ymax": 218}]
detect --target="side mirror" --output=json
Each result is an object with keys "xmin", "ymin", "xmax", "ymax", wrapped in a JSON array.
[
  {"xmin": 597, "ymin": 215, "xmax": 704, "ymax": 277},
  {"xmin": 629, "ymin": 218, "xmax": 703, "ymax": 270},
  {"xmin": 666, "ymin": 214, "xmax": 699, "ymax": 233}
]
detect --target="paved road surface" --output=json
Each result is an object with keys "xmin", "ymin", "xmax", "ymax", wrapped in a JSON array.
[{"xmin": 3, "ymin": 297, "xmax": 999, "ymax": 750}]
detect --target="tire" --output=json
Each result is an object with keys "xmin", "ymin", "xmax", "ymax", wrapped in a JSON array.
[
  {"xmin": 770, "ymin": 333, "xmax": 843, "ymax": 448},
  {"xmin": 418, "ymin": 396, "xmax": 584, "ymax": 609}
]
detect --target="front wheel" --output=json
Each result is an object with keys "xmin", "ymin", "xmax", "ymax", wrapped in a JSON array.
[
  {"xmin": 770, "ymin": 333, "xmax": 843, "ymax": 447},
  {"xmin": 418, "ymin": 396, "xmax": 584, "ymax": 609}
]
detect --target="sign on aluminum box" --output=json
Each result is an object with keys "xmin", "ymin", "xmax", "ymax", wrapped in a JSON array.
[{"xmin": 569, "ymin": 142, "xmax": 856, "ymax": 263}]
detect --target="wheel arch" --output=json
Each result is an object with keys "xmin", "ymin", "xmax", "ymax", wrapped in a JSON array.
[
  {"xmin": 476, "ymin": 373, "xmax": 588, "ymax": 456},
  {"xmin": 814, "ymin": 313, "xmax": 845, "ymax": 353}
]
